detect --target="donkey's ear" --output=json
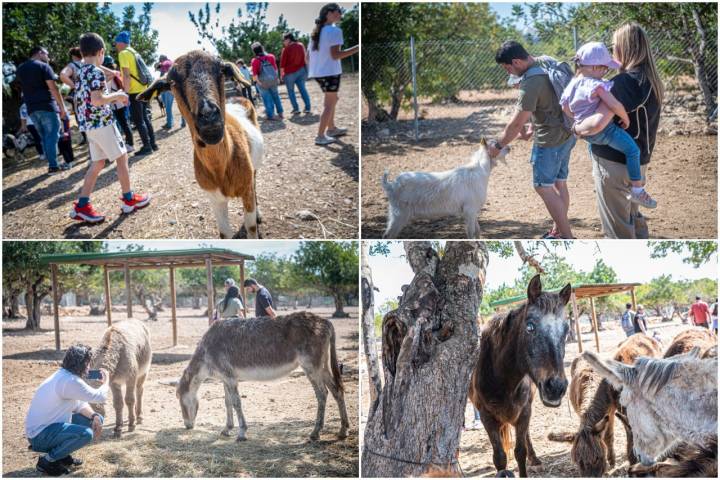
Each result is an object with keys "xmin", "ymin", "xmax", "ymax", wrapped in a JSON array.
[
  {"xmin": 136, "ymin": 78, "xmax": 171, "ymax": 102},
  {"xmin": 527, "ymin": 274, "xmax": 542, "ymax": 303},
  {"xmin": 582, "ymin": 351, "xmax": 629, "ymax": 390},
  {"xmin": 223, "ymin": 62, "xmax": 251, "ymax": 88},
  {"xmin": 558, "ymin": 283, "xmax": 572, "ymax": 306}
]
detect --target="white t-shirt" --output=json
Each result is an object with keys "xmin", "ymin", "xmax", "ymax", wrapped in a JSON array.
[
  {"xmin": 25, "ymin": 368, "xmax": 109, "ymax": 439},
  {"xmin": 308, "ymin": 24, "xmax": 344, "ymax": 78},
  {"xmin": 20, "ymin": 103, "xmax": 34, "ymax": 126}
]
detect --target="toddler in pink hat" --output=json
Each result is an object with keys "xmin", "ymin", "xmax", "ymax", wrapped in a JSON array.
[{"xmin": 560, "ymin": 41, "xmax": 656, "ymax": 209}]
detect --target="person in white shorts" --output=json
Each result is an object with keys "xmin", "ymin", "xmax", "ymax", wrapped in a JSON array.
[{"xmin": 70, "ymin": 32, "xmax": 150, "ymax": 223}]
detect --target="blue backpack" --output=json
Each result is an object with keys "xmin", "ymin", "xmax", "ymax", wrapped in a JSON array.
[{"xmin": 257, "ymin": 56, "xmax": 278, "ymax": 89}]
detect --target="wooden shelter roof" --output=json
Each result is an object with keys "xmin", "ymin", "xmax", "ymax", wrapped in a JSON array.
[
  {"xmin": 489, "ymin": 283, "xmax": 641, "ymax": 307},
  {"xmin": 40, "ymin": 248, "xmax": 255, "ymax": 270}
]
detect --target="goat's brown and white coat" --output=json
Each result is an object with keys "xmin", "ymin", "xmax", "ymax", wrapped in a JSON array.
[{"xmin": 138, "ymin": 50, "xmax": 263, "ymax": 238}]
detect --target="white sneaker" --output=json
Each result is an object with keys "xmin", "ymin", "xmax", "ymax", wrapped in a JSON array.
[
  {"xmin": 315, "ymin": 135, "xmax": 337, "ymax": 146},
  {"xmin": 326, "ymin": 127, "xmax": 347, "ymax": 137},
  {"xmin": 630, "ymin": 189, "xmax": 658, "ymax": 209}
]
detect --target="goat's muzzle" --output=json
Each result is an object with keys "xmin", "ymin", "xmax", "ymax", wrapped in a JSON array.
[{"xmin": 196, "ymin": 100, "xmax": 224, "ymax": 145}]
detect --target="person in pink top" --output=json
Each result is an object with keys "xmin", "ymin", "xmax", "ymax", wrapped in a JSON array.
[
  {"xmin": 250, "ymin": 42, "xmax": 284, "ymax": 120},
  {"xmin": 688, "ymin": 295, "xmax": 711, "ymax": 328}
]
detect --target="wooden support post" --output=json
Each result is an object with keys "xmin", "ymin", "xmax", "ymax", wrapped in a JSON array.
[
  {"xmin": 571, "ymin": 292, "xmax": 582, "ymax": 353},
  {"xmin": 51, "ymin": 264, "xmax": 61, "ymax": 351},
  {"xmin": 240, "ymin": 261, "xmax": 247, "ymax": 317},
  {"xmin": 170, "ymin": 267, "xmax": 177, "ymax": 346},
  {"xmin": 590, "ymin": 297, "xmax": 600, "ymax": 352},
  {"xmin": 124, "ymin": 263, "xmax": 132, "ymax": 318},
  {"xmin": 206, "ymin": 257, "xmax": 214, "ymax": 326},
  {"xmin": 103, "ymin": 265, "xmax": 112, "ymax": 326},
  {"xmin": 630, "ymin": 288, "xmax": 637, "ymax": 311}
]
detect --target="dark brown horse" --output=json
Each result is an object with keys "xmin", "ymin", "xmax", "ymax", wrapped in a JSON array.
[{"xmin": 470, "ymin": 275, "xmax": 571, "ymax": 477}]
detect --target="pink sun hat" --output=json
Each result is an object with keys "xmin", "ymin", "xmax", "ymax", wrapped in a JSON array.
[{"xmin": 574, "ymin": 41, "xmax": 621, "ymax": 69}]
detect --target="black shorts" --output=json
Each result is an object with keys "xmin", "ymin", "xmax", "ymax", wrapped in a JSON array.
[{"xmin": 315, "ymin": 75, "xmax": 341, "ymax": 93}]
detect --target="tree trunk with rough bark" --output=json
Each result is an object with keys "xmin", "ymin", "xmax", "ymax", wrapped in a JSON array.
[
  {"xmin": 361, "ymin": 243, "xmax": 383, "ymax": 411},
  {"xmin": 686, "ymin": 6, "xmax": 717, "ymax": 119},
  {"xmin": 24, "ymin": 278, "xmax": 48, "ymax": 330},
  {"xmin": 362, "ymin": 241, "xmax": 488, "ymax": 477},
  {"xmin": 332, "ymin": 291, "xmax": 349, "ymax": 318}
]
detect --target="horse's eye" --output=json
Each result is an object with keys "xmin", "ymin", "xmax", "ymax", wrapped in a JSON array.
[{"xmin": 526, "ymin": 322, "xmax": 535, "ymax": 333}]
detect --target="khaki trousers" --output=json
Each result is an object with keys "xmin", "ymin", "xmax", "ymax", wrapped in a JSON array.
[{"xmin": 590, "ymin": 152, "xmax": 649, "ymax": 239}]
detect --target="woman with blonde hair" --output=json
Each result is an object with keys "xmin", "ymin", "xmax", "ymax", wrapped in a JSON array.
[{"xmin": 575, "ymin": 22, "xmax": 663, "ymax": 239}]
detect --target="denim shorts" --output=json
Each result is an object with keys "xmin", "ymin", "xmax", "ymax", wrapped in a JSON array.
[{"xmin": 530, "ymin": 135, "xmax": 576, "ymax": 187}]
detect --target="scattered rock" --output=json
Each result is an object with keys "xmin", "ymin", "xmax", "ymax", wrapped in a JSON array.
[
  {"xmin": 344, "ymin": 198, "xmax": 352, "ymax": 205},
  {"xmin": 295, "ymin": 210, "xmax": 317, "ymax": 221},
  {"xmin": 378, "ymin": 128, "xmax": 390, "ymax": 138},
  {"xmin": 169, "ymin": 220, "xmax": 177, "ymax": 225},
  {"xmin": 190, "ymin": 202, "xmax": 199, "ymax": 208}
]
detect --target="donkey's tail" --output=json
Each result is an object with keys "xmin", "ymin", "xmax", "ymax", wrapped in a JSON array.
[
  {"xmin": 500, "ymin": 423, "xmax": 512, "ymax": 455},
  {"xmin": 547, "ymin": 431, "xmax": 575, "ymax": 442},
  {"xmin": 329, "ymin": 322, "xmax": 344, "ymax": 392}
]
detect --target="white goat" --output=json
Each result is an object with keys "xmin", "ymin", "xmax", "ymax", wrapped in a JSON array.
[{"xmin": 381, "ymin": 138, "xmax": 508, "ymax": 238}]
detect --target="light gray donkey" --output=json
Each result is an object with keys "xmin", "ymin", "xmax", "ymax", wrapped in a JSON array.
[
  {"xmin": 176, "ymin": 311, "xmax": 349, "ymax": 442},
  {"xmin": 583, "ymin": 348, "xmax": 717, "ymax": 464},
  {"xmin": 91, "ymin": 319, "xmax": 152, "ymax": 437}
]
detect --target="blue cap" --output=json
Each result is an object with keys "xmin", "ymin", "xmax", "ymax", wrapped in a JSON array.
[{"xmin": 114, "ymin": 31, "xmax": 131, "ymax": 44}]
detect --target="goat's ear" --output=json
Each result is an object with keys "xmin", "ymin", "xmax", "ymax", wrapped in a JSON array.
[
  {"xmin": 559, "ymin": 283, "xmax": 572, "ymax": 306},
  {"xmin": 527, "ymin": 274, "xmax": 542, "ymax": 303},
  {"xmin": 136, "ymin": 78, "xmax": 171, "ymax": 102},
  {"xmin": 480, "ymin": 137, "xmax": 487, "ymax": 147},
  {"xmin": 223, "ymin": 62, "xmax": 251, "ymax": 88},
  {"xmin": 592, "ymin": 415, "xmax": 610, "ymax": 434}
]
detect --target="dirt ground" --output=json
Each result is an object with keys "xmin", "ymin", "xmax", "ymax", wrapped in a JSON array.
[
  {"xmin": 2, "ymin": 306, "xmax": 359, "ymax": 477},
  {"xmin": 360, "ymin": 318, "xmax": 706, "ymax": 477},
  {"xmin": 361, "ymin": 96, "xmax": 717, "ymax": 239},
  {"xmin": 3, "ymin": 75, "xmax": 359, "ymax": 239}
]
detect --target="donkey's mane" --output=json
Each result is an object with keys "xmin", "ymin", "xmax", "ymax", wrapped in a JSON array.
[{"xmin": 635, "ymin": 356, "xmax": 680, "ymax": 395}]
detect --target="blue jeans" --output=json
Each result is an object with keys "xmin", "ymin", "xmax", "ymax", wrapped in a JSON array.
[
  {"xmin": 29, "ymin": 110, "xmax": 61, "ymax": 168},
  {"xmin": 530, "ymin": 135, "xmax": 577, "ymax": 187},
  {"xmin": 161, "ymin": 90, "xmax": 175, "ymax": 128},
  {"xmin": 585, "ymin": 122, "xmax": 641, "ymax": 182},
  {"xmin": 284, "ymin": 67, "xmax": 311, "ymax": 112},
  {"xmin": 257, "ymin": 85, "xmax": 284, "ymax": 118},
  {"xmin": 473, "ymin": 407, "xmax": 482, "ymax": 421},
  {"xmin": 29, "ymin": 413, "xmax": 103, "ymax": 462}
]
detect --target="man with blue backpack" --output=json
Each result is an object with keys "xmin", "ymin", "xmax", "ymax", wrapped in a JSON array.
[
  {"xmin": 487, "ymin": 41, "xmax": 577, "ymax": 240},
  {"xmin": 621, "ymin": 303, "xmax": 636, "ymax": 337},
  {"xmin": 115, "ymin": 31, "xmax": 158, "ymax": 156}
]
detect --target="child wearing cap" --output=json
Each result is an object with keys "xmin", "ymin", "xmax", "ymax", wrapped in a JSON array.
[
  {"xmin": 70, "ymin": 32, "xmax": 150, "ymax": 223},
  {"xmin": 560, "ymin": 41, "xmax": 656, "ymax": 209}
]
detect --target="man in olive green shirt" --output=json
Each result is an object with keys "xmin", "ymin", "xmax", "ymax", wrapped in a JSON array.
[{"xmin": 487, "ymin": 41, "xmax": 576, "ymax": 239}]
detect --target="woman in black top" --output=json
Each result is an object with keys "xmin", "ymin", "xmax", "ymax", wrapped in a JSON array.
[{"xmin": 575, "ymin": 23, "xmax": 663, "ymax": 238}]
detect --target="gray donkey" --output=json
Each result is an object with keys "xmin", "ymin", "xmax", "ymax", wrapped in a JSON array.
[
  {"xmin": 91, "ymin": 319, "xmax": 152, "ymax": 437},
  {"xmin": 177, "ymin": 311, "xmax": 349, "ymax": 441}
]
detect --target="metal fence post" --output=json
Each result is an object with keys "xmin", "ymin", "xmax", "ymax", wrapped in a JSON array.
[
  {"xmin": 410, "ymin": 36, "xmax": 419, "ymax": 141},
  {"xmin": 573, "ymin": 26, "xmax": 578, "ymax": 52}
]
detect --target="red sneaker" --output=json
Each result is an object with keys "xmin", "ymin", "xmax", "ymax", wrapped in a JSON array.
[
  {"xmin": 70, "ymin": 202, "xmax": 105, "ymax": 223},
  {"xmin": 120, "ymin": 193, "xmax": 151, "ymax": 214}
]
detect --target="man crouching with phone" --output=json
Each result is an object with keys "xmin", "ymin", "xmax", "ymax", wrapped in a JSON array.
[{"xmin": 25, "ymin": 345, "xmax": 109, "ymax": 476}]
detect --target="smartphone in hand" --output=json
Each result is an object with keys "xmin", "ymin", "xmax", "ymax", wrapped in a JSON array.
[{"xmin": 86, "ymin": 369, "xmax": 103, "ymax": 381}]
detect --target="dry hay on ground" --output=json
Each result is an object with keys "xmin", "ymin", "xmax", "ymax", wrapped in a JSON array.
[
  {"xmin": 3, "ymin": 75, "xmax": 359, "ymax": 239},
  {"xmin": 2, "ymin": 306, "xmax": 359, "ymax": 477},
  {"xmin": 361, "ymin": 97, "xmax": 716, "ymax": 239},
  {"xmin": 360, "ymin": 319, "xmax": 702, "ymax": 477}
]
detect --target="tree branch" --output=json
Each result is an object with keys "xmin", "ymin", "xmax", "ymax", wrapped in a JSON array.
[{"xmin": 513, "ymin": 241, "xmax": 544, "ymax": 273}]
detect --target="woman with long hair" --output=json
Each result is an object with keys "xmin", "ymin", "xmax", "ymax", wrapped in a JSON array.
[
  {"xmin": 214, "ymin": 285, "xmax": 245, "ymax": 321},
  {"xmin": 575, "ymin": 22, "xmax": 663, "ymax": 238},
  {"xmin": 307, "ymin": 3, "xmax": 358, "ymax": 145}
]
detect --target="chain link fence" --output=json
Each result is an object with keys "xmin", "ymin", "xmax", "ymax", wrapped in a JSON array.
[{"xmin": 362, "ymin": 28, "xmax": 717, "ymax": 141}]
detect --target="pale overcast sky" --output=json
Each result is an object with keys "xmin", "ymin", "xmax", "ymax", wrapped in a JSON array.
[
  {"xmin": 366, "ymin": 241, "xmax": 718, "ymax": 306},
  {"xmin": 109, "ymin": 1, "xmax": 357, "ymax": 60}
]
